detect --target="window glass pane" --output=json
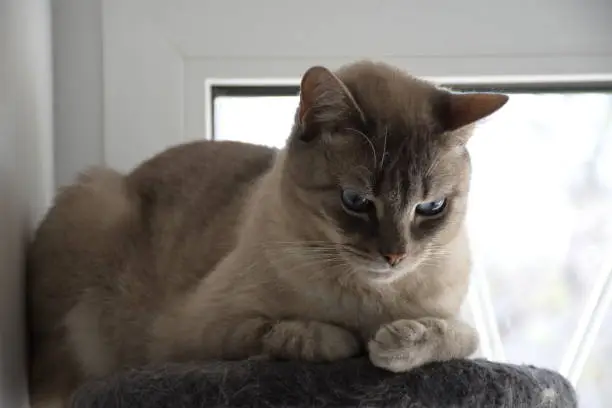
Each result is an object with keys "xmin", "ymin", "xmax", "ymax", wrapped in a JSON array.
[
  {"xmin": 214, "ymin": 95, "xmax": 298, "ymax": 148},
  {"xmin": 467, "ymin": 93, "xmax": 612, "ymax": 371},
  {"xmin": 461, "ymin": 282, "xmax": 491, "ymax": 359},
  {"xmin": 577, "ymin": 304, "xmax": 612, "ymax": 408}
]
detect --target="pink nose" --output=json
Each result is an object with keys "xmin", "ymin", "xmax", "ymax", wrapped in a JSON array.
[{"xmin": 383, "ymin": 253, "xmax": 407, "ymax": 267}]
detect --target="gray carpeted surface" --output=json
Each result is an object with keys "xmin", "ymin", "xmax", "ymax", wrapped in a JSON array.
[{"xmin": 71, "ymin": 358, "xmax": 577, "ymax": 408}]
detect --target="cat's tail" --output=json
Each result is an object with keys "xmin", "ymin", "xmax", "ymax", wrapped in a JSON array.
[
  {"xmin": 28, "ymin": 164, "xmax": 140, "ymax": 296},
  {"xmin": 30, "ymin": 166, "xmax": 139, "ymax": 260},
  {"xmin": 26, "ymin": 166, "xmax": 140, "ymax": 406},
  {"xmin": 69, "ymin": 166, "xmax": 138, "ymax": 231},
  {"xmin": 27, "ymin": 165, "xmax": 140, "ymax": 308}
]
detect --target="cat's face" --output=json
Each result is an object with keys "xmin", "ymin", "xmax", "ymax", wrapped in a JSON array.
[{"xmin": 284, "ymin": 61, "xmax": 507, "ymax": 282}]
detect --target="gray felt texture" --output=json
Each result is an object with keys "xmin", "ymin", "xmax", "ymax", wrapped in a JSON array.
[{"xmin": 70, "ymin": 358, "xmax": 577, "ymax": 408}]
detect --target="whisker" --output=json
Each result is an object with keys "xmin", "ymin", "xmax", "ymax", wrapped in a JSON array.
[
  {"xmin": 346, "ymin": 127, "xmax": 377, "ymax": 169},
  {"xmin": 379, "ymin": 125, "xmax": 389, "ymax": 172},
  {"xmin": 281, "ymin": 256, "xmax": 346, "ymax": 278}
]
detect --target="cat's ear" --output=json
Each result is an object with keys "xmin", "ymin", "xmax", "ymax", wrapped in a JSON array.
[
  {"xmin": 298, "ymin": 66, "xmax": 365, "ymax": 140},
  {"xmin": 440, "ymin": 91, "xmax": 509, "ymax": 132}
]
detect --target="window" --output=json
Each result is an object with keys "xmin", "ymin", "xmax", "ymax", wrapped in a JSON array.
[
  {"xmin": 211, "ymin": 81, "xmax": 612, "ymax": 408},
  {"xmin": 213, "ymin": 86, "xmax": 299, "ymax": 149}
]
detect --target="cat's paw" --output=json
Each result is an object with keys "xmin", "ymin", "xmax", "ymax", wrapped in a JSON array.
[
  {"xmin": 263, "ymin": 320, "xmax": 361, "ymax": 362},
  {"xmin": 368, "ymin": 318, "xmax": 477, "ymax": 373},
  {"xmin": 368, "ymin": 318, "xmax": 436, "ymax": 372}
]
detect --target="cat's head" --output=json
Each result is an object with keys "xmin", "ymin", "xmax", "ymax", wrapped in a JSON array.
[{"xmin": 282, "ymin": 61, "xmax": 507, "ymax": 282}]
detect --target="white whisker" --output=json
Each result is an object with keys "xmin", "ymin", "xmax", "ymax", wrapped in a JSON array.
[{"xmin": 346, "ymin": 127, "xmax": 377, "ymax": 169}]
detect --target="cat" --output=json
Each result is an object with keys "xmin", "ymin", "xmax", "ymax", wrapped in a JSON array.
[{"xmin": 27, "ymin": 60, "xmax": 508, "ymax": 407}]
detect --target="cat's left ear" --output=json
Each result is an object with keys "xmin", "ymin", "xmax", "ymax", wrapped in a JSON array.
[
  {"xmin": 297, "ymin": 65, "xmax": 365, "ymax": 141},
  {"xmin": 439, "ymin": 91, "xmax": 509, "ymax": 132}
]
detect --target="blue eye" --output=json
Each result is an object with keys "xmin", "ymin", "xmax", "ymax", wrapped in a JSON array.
[
  {"xmin": 415, "ymin": 198, "xmax": 447, "ymax": 216},
  {"xmin": 341, "ymin": 189, "xmax": 372, "ymax": 213}
]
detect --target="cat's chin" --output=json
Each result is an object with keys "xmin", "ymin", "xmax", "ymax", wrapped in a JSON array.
[
  {"xmin": 339, "ymin": 251, "xmax": 415, "ymax": 283},
  {"xmin": 357, "ymin": 265, "xmax": 412, "ymax": 284}
]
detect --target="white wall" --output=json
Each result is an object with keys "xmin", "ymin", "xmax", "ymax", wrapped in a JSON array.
[
  {"xmin": 0, "ymin": 0, "xmax": 55, "ymax": 407},
  {"xmin": 51, "ymin": 0, "xmax": 104, "ymax": 188},
  {"xmin": 53, "ymin": 0, "xmax": 612, "ymax": 181}
]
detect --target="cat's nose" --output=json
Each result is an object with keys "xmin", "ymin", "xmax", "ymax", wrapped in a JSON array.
[{"xmin": 382, "ymin": 253, "xmax": 407, "ymax": 267}]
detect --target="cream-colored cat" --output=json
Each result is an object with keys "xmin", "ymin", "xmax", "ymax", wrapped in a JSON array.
[{"xmin": 27, "ymin": 61, "xmax": 508, "ymax": 407}]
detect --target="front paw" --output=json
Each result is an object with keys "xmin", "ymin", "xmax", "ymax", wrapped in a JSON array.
[
  {"xmin": 368, "ymin": 318, "xmax": 477, "ymax": 373},
  {"xmin": 263, "ymin": 320, "xmax": 361, "ymax": 362}
]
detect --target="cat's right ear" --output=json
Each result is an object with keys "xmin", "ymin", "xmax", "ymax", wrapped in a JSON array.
[
  {"xmin": 298, "ymin": 66, "xmax": 365, "ymax": 141},
  {"xmin": 438, "ymin": 91, "xmax": 509, "ymax": 133}
]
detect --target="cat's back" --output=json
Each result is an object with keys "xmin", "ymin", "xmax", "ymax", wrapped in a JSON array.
[
  {"xmin": 127, "ymin": 140, "xmax": 276, "ymax": 215},
  {"xmin": 126, "ymin": 140, "xmax": 277, "ymax": 280},
  {"xmin": 29, "ymin": 140, "xmax": 276, "ymax": 323}
]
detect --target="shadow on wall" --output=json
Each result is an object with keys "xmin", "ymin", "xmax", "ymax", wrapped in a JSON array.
[{"xmin": 0, "ymin": 0, "xmax": 54, "ymax": 406}]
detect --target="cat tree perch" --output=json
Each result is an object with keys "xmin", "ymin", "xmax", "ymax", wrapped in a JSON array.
[{"xmin": 71, "ymin": 357, "xmax": 577, "ymax": 408}]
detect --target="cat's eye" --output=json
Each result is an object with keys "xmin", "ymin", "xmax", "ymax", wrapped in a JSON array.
[
  {"xmin": 340, "ymin": 189, "xmax": 372, "ymax": 213},
  {"xmin": 415, "ymin": 198, "xmax": 447, "ymax": 216}
]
